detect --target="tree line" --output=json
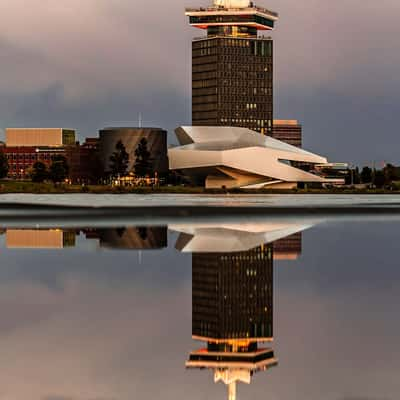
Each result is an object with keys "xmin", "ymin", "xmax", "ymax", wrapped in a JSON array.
[{"xmin": 347, "ymin": 164, "xmax": 400, "ymax": 189}]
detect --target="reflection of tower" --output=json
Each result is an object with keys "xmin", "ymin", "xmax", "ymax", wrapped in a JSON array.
[
  {"xmin": 186, "ymin": 0, "xmax": 278, "ymax": 135},
  {"xmin": 187, "ymin": 245, "xmax": 277, "ymax": 400}
]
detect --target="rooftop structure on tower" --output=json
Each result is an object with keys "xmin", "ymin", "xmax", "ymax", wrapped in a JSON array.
[{"xmin": 186, "ymin": 0, "xmax": 278, "ymax": 37}]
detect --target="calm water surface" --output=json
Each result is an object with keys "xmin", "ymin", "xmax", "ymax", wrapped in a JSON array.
[{"xmin": 0, "ymin": 218, "xmax": 398, "ymax": 400}]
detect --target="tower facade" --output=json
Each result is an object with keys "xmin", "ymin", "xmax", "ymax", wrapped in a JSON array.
[{"xmin": 186, "ymin": 0, "xmax": 278, "ymax": 135}]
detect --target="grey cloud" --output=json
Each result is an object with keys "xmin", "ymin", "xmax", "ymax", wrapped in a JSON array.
[
  {"xmin": 0, "ymin": 0, "xmax": 399, "ymax": 163},
  {"xmin": 44, "ymin": 397, "xmax": 74, "ymax": 400},
  {"xmin": 340, "ymin": 398, "xmax": 391, "ymax": 400}
]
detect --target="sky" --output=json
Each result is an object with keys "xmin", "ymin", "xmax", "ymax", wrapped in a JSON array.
[{"xmin": 0, "ymin": 0, "xmax": 399, "ymax": 165}]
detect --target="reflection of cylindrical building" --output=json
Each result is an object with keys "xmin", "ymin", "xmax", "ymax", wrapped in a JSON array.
[
  {"xmin": 99, "ymin": 127, "xmax": 168, "ymax": 176},
  {"xmin": 187, "ymin": 245, "xmax": 277, "ymax": 400},
  {"xmin": 98, "ymin": 227, "xmax": 167, "ymax": 250}
]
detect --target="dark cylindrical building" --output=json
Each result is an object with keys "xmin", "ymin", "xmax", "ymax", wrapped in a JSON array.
[{"xmin": 99, "ymin": 127, "xmax": 168, "ymax": 176}]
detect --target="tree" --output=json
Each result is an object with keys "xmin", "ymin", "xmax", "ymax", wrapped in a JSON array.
[
  {"xmin": 109, "ymin": 140, "xmax": 129, "ymax": 177},
  {"xmin": 49, "ymin": 155, "xmax": 69, "ymax": 184},
  {"xmin": 360, "ymin": 166, "xmax": 372, "ymax": 184},
  {"xmin": 383, "ymin": 163, "xmax": 400, "ymax": 184},
  {"xmin": 0, "ymin": 152, "xmax": 9, "ymax": 179},
  {"xmin": 134, "ymin": 138, "xmax": 153, "ymax": 177},
  {"xmin": 373, "ymin": 170, "xmax": 385, "ymax": 188},
  {"xmin": 31, "ymin": 161, "xmax": 48, "ymax": 183}
]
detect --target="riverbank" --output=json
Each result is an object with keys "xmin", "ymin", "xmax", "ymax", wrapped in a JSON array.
[{"xmin": 0, "ymin": 180, "xmax": 399, "ymax": 195}]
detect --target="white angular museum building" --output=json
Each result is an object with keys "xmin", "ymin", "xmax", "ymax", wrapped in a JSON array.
[{"xmin": 168, "ymin": 126, "xmax": 346, "ymax": 189}]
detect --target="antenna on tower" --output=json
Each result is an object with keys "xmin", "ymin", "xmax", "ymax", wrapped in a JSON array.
[{"xmin": 138, "ymin": 112, "xmax": 143, "ymax": 128}]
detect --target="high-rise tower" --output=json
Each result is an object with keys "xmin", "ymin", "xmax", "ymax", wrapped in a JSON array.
[{"xmin": 186, "ymin": 0, "xmax": 278, "ymax": 135}]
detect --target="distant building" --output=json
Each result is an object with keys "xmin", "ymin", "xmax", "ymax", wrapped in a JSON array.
[
  {"xmin": 65, "ymin": 138, "xmax": 101, "ymax": 184},
  {"xmin": 99, "ymin": 127, "xmax": 168, "ymax": 176},
  {"xmin": 186, "ymin": 0, "xmax": 278, "ymax": 135},
  {"xmin": 272, "ymin": 120, "xmax": 302, "ymax": 148},
  {"xmin": 6, "ymin": 128, "xmax": 76, "ymax": 147},
  {"xmin": 6, "ymin": 229, "xmax": 76, "ymax": 249}
]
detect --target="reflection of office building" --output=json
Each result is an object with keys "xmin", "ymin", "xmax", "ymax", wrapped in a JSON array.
[
  {"xmin": 99, "ymin": 127, "xmax": 168, "ymax": 176},
  {"xmin": 273, "ymin": 232, "xmax": 302, "ymax": 260},
  {"xmin": 84, "ymin": 227, "xmax": 168, "ymax": 250},
  {"xmin": 6, "ymin": 229, "xmax": 76, "ymax": 249},
  {"xmin": 187, "ymin": 245, "xmax": 277, "ymax": 400},
  {"xmin": 272, "ymin": 120, "xmax": 302, "ymax": 148},
  {"xmin": 186, "ymin": 0, "xmax": 278, "ymax": 135}
]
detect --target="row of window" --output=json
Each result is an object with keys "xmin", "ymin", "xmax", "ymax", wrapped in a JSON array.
[
  {"xmin": 6, "ymin": 153, "xmax": 54, "ymax": 160},
  {"xmin": 218, "ymin": 87, "xmax": 272, "ymax": 95},
  {"xmin": 219, "ymin": 118, "xmax": 273, "ymax": 127},
  {"xmin": 217, "ymin": 62, "xmax": 272, "ymax": 71},
  {"xmin": 217, "ymin": 69, "xmax": 271, "ymax": 78}
]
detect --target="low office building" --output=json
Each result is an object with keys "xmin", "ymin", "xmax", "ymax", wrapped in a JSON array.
[
  {"xmin": 169, "ymin": 126, "xmax": 346, "ymax": 189},
  {"xmin": 3, "ymin": 128, "xmax": 100, "ymax": 182},
  {"xmin": 99, "ymin": 127, "xmax": 168, "ymax": 177},
  {"xmin": 6, "ymin": 128, "xmax": 76, "ymax": 147},
  {"xmin": 4, "ymin": 127, "xmax": 76, "ymax": 180},
  {"xmin": 272, "ymin": 120, "xmax": 302, "ymax": 147},
  {"xmin": 4, "ymin": 146, "xmax": 65, "ymax": 179}
]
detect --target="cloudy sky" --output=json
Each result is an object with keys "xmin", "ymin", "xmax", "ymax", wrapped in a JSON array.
[{"xmin": 0, "ymin": 0, "xmax": 399, "ymax": 164}]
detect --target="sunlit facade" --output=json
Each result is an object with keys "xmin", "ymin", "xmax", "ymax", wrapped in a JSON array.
[
  {"xmin": 169, "ymin": 126, "xmax": 346, "ymax": 189},
  {"xmin": 5, "ymin": 128, "xmax": 76, "ymax": 147}
]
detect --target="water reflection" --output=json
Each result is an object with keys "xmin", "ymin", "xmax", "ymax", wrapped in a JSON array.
[
  {"xmin": 2, "ymin": 227, "xmax": 168, "ymax": 250},
  {"xmin": 187, "ymin": 246, "xmax": 277, "ymax": 400},
  {"xmin": 175, "ymin": 224, "xmax": 307, "ymax": 400},
  {"xmin": 0, "ymin": 221, "xmax": 315, "ymax": 399},
  {"xmin": 4, "ymin": 229, "xmax": 76, "ymax": 249},
  {"xmin": 83, "ymin": 227, "xmax": 168, "ymax": 250}
]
